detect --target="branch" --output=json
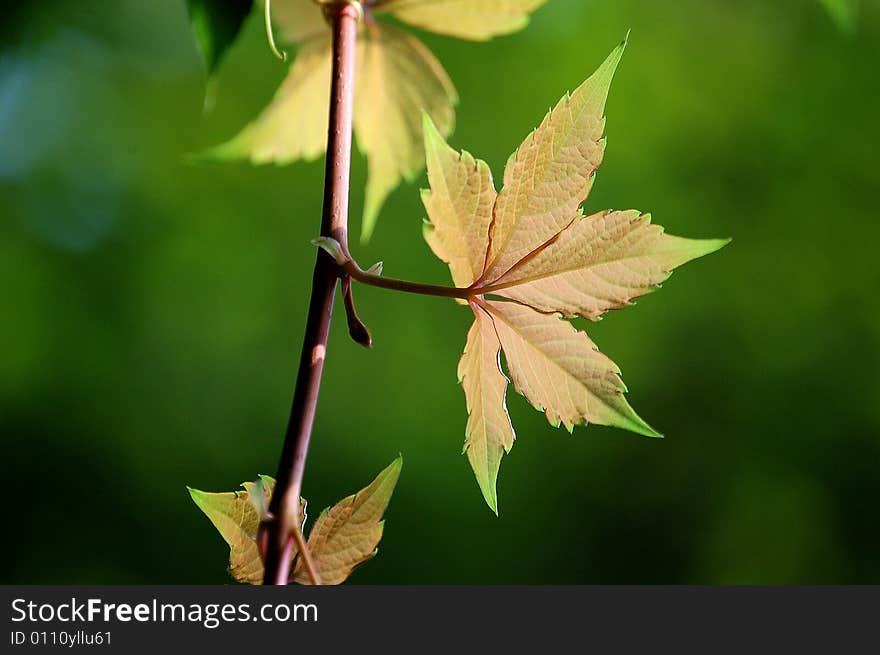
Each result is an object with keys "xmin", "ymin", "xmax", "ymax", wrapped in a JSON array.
[{"xmin": 261, "ymin": 1, "xmax": 361, "ymax": 586}]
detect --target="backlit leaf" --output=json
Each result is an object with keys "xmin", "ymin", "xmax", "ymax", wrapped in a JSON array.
[
  {"xmin": 377, "ymin": 0, "xmax": 547, "ymax": 42},
  {"xmin": 458, "ymin": 305, "xmax": 515, "ymax": 514},
  {"xmin": 208, "ymin": 20, "xmax": 456, "ymax": 242},
  {"xmin": 480, "ymin": 38, "xmax": 625, "ymax": 284},
  {"xmin": 421, "ymin": 114, "xmax": 496, "ymax": 288},
  {"xmin": 188, "ymin": 476, "xmax": 291, "ymax": 585},
  {"xmin": 483, "ymin": 299, "xmax": 659, "ymax": 436},
  {"xmin": 269, "ymin": 0, "xmax": 329, "ymax": 44},
  {"xmin": 355, "ymin": 24, "xmax": 457, "ymax": 241},
  {"xmin": 483, "ymin": 210, "xmax": 730, "ymax": 319},
  {"xmin": 420, "ymin": 39, "xmax": 729, "ymax": 511},
  {"xmin": 206, "ymin": 37, "xmax": 332, "ymax": 163},
  {"xmin": 293, "ymin": 457, "xmax": 402, "ymax": 585}
]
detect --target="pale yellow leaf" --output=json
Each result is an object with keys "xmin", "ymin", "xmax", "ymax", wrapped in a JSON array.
[
  {"xmin": 480, "ymin": 39, "xmax": 626, "ymax": 283},
  {"xmin": 268, "ymin": 0, "xmax": 328, "ymax": 44},
  {"xmin": 421, "ymin": 115, "xmax": 496, "ymax": 288},
  {"xmin": 482, "ymin": 299, "xmax": 660, "ymax": 436},
  {"xmin": 190, "ymin": 477, "xmax": 298, "ymax": 585},
  {"xmin": 483, "ymin": 210, "xmax": 731, "ymax": 319},
  {"xmin": 207, "ymin": 37, "xmax": 332, "ymax": 164},
  {"xmin": 355, "ymin": 23, "xmax": 458, "ymax": 241},
  {"xmin": 458, "ymin": 305, "xmax": 515, "ymax": 513},
  {"xmin": 294, "ymin": 457, "xmax": 402, "ymax": 585},
  {"xmin": 378, "ymin": 0, "xmax": 547, "ymax": 41}
]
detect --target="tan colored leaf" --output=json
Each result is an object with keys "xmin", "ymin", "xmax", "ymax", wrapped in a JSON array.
[
  {"xmin": 421, "ymin": 115, "xmax": 496, "ymax": 288},
  {"xmin": 189, "ymin": 476, "xmax": 306, "ymax": 585},
  {"xmin": 480, "ymin": 39, "xmax": 626, "ymax": 284},
  {"xmin": 378, "ymin": 0, "xmax": 547, "ymax": 41},
  {"xmin": 293, "ymin": 457, "xmax": 402, "ymax": 585},
  {"xmin": 482, "ymin": 299, "xmax": 660, "ymax": 436},
  {"xmin": 268, "ymin": 0, "xmax": 329, "ymax": 44},
  {"xmin": 417, "ymin": 40, "xmax": 728, "ymax": 512},
  {"xmin": 207, "ymin": 36, "xmax": 332, "ymax": 164},
  {"xmin": 483, "ymin": 210, "xmax": 731, "ymax": 319},
  {"xmin": 458, "ymin": 305, "xmax": 515, "ymax": 514},
  {"xmin": 355, "ymin": 23, "xmax": 457, "ymax": 241}
]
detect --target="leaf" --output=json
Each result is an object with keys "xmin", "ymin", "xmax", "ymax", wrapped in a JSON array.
[
  {"xmin": 355, "ymin": 24, "xmax": 457, "ymax": 241},
  {"xmin": 269, "ymin": 0, "xmax": 329, "ymax": 44},
  {"xmin": 377, "ymin": 0, "xmax": 547, "ymax": 41},
  {"xmin": 186, "ymin": 0, "xmax": 254, "ymax": 79},
  {"xmin": 207, "ymin": 20, "xmax": 457, "ymax": 242},
  {"xmin": 479, "ymin": 38, "xmax": 626, "ymax": 284},
  {"xmin": 420, "ymin": 39, "xmax": 729, "ymax": 511},
  {"xmin": 458, "ymin": 305, "xmax": 515, "ymax": 513},
  {"xmin": 482, "ymin": 210, "xmax": 730, "ymax": 319},
  {"xmin": 293, "ymin": 457, "xmax": 402, "ymax": 585},
  {"xmin": 189, "ymin": 476, "xmax": 292, "ymax": 585},
  {"xmin": 483, "ymin": 299, "xmax": 659, "ymax": 436},
  {"xmin": 206, "ymin": 37, "xmax": 333, "ymax": 163},
  {"xmin": 421, "ymin": 114, "xmax": 496, "ymax": 289}
]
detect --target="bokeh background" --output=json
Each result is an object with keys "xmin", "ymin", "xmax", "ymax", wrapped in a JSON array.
[{"xmin": 2, "ymin": 0, "xmax": 878, "ymax": 584}]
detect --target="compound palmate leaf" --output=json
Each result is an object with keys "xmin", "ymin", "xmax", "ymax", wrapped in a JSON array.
[
  {"xmin": 206, "ymin": 0, "xmax": 545, "ymax": 240},
  {"xmin": 189, "ymin": 458, "xmax": 401, "ymax": 585},
  {"xmin": 421, "ymin": 37, "xmax": 729, "ymax": 511}
]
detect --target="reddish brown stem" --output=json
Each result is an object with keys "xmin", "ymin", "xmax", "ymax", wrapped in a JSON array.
[{"xmin": 261, "ymin": 2, "xmax": 360, "ymax": 586}]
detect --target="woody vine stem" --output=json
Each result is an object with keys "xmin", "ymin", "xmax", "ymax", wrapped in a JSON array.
[
  {"xmin": 261, "ymin": 0, "xmax": 476, "ymax": 585},
  {"xmin": 260, "ymin": 1, "xmax": 359, "ymax": 586}
]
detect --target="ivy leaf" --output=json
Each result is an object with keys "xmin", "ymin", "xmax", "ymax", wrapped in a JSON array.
[
  {"xmin": 189, "ymin": 458, "xmax": 401, "ymax": 584},
  {"xmin": 293, "ymin": 456, "xmax": 403, "ymax": 585},
  {"xmin": 186, "ymin": 0, "xmax": 253, "ymax": 80},
  {"xmin": 188, "ymin": 476, "xmax": 300, "ymax": 584},
  {"xmin": 420, "ymin": 38, "xmax": 729, "ymax": 511},
  {"xmin": 205, "ymin": 0, "xmax": 544, "ymax": 240},
  {"xmin": 377, "ymin": 0, "xmax": 548, "ymax": 42}
]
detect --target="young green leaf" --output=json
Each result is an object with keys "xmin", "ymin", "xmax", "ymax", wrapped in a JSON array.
[
  {"xmin": 293, "ymin": 457, "xmax": 403, "ymax": 585},
  {"xmin": 482, "ymin": 299, "xmax": 658, "ymax": 436},
  {"xmin": 188, "ymin": 476, "xmax": 290, "ymax": 584},
  {"xmin": 420, "ymin": 39, "xmax": 729, "ymax": 511},
  {"xmin": 187, "ymin": 0, "xmax": 253, "ymax": 80},
  {"xmin": 204, "ymin": 0, "xmax": 545, "ymax": 239}
]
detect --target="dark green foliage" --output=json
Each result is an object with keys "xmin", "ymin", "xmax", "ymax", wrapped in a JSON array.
[{"xmin": 186, "ymin": 0, "xmax": 253, "ymax": 78}]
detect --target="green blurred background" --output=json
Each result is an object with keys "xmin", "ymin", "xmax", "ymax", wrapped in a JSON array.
[{"xmin": 2, "ymin": 0, "xmax": 878, "ymax": 584}]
